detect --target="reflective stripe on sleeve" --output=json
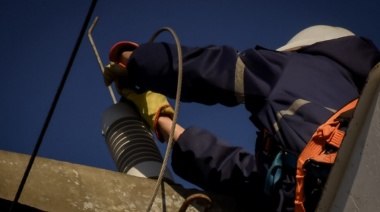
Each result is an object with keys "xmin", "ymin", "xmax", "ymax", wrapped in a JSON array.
[
  {"xmin": 273, "ymin": 99, "xmax": 310, "ymax": 132},
  {"xmin": 235, "ymin": 57, "xmax": 245, "ymax": 104},
  {"xmin": 273, "ymin": 99, "xmax": 338, "ymax": 133}
]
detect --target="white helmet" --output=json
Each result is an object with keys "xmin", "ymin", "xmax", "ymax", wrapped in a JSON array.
[{"xmin": 277, "ymin": 25, "xmax": 355, "ymax": 51}]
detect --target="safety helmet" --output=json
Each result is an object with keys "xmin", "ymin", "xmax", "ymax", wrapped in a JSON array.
[{"xmin": 277, "ymin": 25, "xmax": 355, "ymax": 51}]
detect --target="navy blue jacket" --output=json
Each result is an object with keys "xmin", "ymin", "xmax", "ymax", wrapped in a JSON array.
[{"xmin": 127, "ymin": 36, "xmax": 380, "ymax": 211}]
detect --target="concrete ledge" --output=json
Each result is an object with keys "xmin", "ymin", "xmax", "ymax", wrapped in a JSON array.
[{"xmin": 0, "ymin": 150, "xmax": 238, "ymax": 211}]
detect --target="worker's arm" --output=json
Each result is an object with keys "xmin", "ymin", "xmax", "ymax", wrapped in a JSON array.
[
  {"xmin": 126, "ymin": 42, "xmax": 241, "ymax": 106},
  {"xmin": 157, "ymin": 114, "xmax": 260, "ymax": 196},
  {"xmin": 156, "ymin": 115, "xmax": 259, "ymax": 196},
  {"xmin": 173, "ymin": 125, "xmax": 259, "ymax": 196},
  {"xmin": 156, "ymin": 116, "xmax": 184, "ymax": 142}
]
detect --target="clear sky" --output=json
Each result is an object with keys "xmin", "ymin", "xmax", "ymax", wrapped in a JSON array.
[{"xmin": 1, "ymin": 0, "xmax": 379, "ymax": 191}]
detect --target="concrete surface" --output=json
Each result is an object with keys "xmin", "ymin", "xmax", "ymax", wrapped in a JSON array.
[{"xmin": 0, "ymin": 150, "xmax": 238, "ymax": 212}]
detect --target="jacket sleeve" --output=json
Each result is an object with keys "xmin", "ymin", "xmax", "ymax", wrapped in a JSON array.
[
  {"xmin": 127, "ymin": 42, "xmax": 240, "ymax": 106},
  {"xmin": 171, "ymin": 126, "xmax": 260, "ymax": 196}
]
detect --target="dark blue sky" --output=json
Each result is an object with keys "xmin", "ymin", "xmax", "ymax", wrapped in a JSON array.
[{"xmin": 1, "ymin": 0, "xmax": 379, "ymax": 189}]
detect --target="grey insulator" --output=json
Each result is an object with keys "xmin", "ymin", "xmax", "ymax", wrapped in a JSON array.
[{"xmin": 101, "ymin": 102, "xmax": 174, "ymax": 181}]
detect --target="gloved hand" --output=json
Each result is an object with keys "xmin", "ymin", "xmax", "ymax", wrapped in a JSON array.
[
  {"xmin": 122, "ymin": 88, "xmax": 174, "ymax": 141},
  {"xmin": 103, "ymin": 62, "xmax": 129, "ymax": 94},
  {"xmin": 105, "ymin": 41, "xmax": 138, "ymax": 92}
]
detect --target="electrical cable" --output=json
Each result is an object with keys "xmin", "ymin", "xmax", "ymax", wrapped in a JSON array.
[
  {"xmin": 87, "ymin": 18, "xmax": 203, "ymax": 211},
  {"xmin": 145, "ymin": 27, "xmax": 184, "ymax": 212},
  {"xmin": 88, "ymin": 15, "xmax": 210, "ymax": 211},
  {"xmin": 8, "ymin": 0, "xmax": 98, "ymax": 211}
]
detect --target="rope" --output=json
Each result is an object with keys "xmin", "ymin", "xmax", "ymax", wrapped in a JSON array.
[
  {"xmin": 145, "ymin": 27, "xmax": 183, "ymax": 212},
  {"xmin": 8, "ymin": 1, "xmax": 98, "ymax": 211}
]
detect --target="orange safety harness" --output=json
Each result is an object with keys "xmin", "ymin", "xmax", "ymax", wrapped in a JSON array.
[
  {"xmin": 294, "ymin": 98, "xmax": 358, "ymax": 212},
  {"xmin": 262, "ymin": 98, "xmax": 358, "ymax": 211}
]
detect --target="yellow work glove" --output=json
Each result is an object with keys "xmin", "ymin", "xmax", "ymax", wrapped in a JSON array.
[
  {"xmin": 103, "ymin": 62, "xmax": 128, "ymax": 94},
  {"xmin": 122, "ymin": 88, "xmax": 174, "ymax": 141}
]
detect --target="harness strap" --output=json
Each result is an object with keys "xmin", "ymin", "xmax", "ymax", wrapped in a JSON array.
[{"xmin": 294, "ymin": 99, "xmax": 358, "ymax": 212}]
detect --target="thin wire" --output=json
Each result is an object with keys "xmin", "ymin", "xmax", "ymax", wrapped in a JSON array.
[
  {"xmin": 8, "ymin": 0, "xmax": 98, "ymax": 211},
  {"xmin": 88, "ymin": 16, "xmax": 117, "ymax": 104},
  {"xmin": 145, "ymin": 27, "xmax": 183, "ymax": 211}
]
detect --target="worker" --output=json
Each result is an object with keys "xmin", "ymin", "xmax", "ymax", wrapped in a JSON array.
[{"xmin": 103, "ymin": 25, "xmax": 380, "ymax": 211}]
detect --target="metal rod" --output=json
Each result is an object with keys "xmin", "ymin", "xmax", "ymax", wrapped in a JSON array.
[{"xmin": 88, "ymin": 16, "xmax": 117, "ymax": 104}]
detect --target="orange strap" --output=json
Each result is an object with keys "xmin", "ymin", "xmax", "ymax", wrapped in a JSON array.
[{"xmin": 294, "ymin": 99, "xmax": 358, "ymax": 212}]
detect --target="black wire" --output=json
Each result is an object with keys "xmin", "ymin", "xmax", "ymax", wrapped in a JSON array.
[{"xmin": 8, "ymin": 0, "xmax": 98, "ymax": 211}]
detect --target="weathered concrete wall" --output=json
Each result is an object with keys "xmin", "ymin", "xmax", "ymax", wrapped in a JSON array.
[
  {"xmin": 0, "ymin": 150, "xmax": 238, "ymax": 211},
  {"xmin": 316, "ymin": 62, "xmax": 380, "ymax": 212}
]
